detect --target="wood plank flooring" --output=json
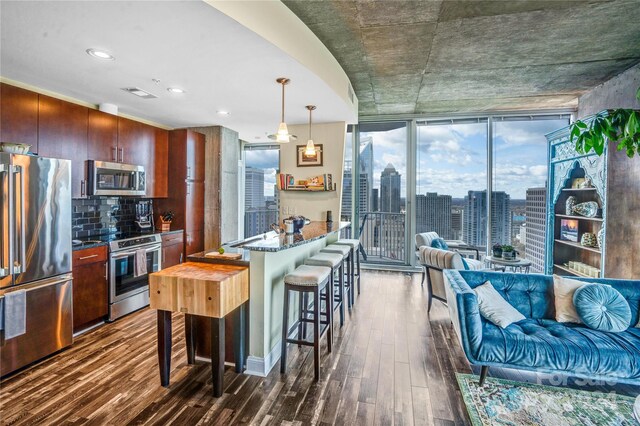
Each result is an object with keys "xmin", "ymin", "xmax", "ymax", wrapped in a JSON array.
[{"xmin": 1, "ymin": 271, "xmax": 637, "ymax": 425}]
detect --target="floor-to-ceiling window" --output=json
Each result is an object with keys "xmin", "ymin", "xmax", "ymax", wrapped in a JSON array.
[
  {"xmin": 356, "ymin": 122, "xmax": 408, "ymax": 264},
  {"xmin": 350, "ymin": 114, "xmax": 570, "ymax": 268},
  {"xmin": 243, "ymin": 145, "xmax": 280, "ymax": 238},
  {"xmin": 492, "ymin": 117, "xmax": 570, "ymax": 272},
  {"xmin": 416, "ymin": 119, "xmax": 488, "ymax": 249}
]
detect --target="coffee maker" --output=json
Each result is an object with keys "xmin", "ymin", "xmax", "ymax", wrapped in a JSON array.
[{"xmin": 135, "ymin": 200, "xmax": 154, "ymax": 233}]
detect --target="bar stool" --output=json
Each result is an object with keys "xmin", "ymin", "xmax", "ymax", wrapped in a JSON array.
[
  {"xmin": 305, "ymin": 252, "xmax": 345, "ymax": 327},
  {"xmin": 281, "ymin": 265, "xmax": 332, "ymax": 381},
  {"xmin": 334, "ymin": 239, "xmax": 361, "ymax": 297},
  {"xmin": 320, "ymin": 244, "xmax": 353, "ymax": 308}
]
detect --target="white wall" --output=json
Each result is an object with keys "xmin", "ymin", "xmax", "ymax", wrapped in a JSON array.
[{"xmin": 278, "ymin": 122, "xmax": 347, "ymax": 221}]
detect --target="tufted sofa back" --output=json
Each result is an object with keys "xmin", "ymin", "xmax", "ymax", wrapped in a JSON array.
[{"xmin": 456, "ymin": 271, "xmax": 640, "ymax": 324}]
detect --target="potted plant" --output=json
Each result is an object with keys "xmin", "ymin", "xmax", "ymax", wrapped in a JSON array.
[
  {"xmin": 570, "ymin": 86, "xmax": 640, "ymax": 158},
  {"xmin": 159, "ymin": 211, "xmax": 174, "ymax": 232},
  {"xmin": 502, "ymin": 245, "xmax": 516, "ymax": 260},
  {"xmin": 492, "ymin": 243, "xmax": 503, "ymax": 258}
]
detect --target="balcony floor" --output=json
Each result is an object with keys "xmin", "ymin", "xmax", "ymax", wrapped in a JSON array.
[{"xmin": 1, "ymin": 271, "xmax": 637, "ymax": 425}]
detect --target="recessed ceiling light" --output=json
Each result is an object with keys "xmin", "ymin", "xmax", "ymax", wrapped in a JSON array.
[
  {"xmin": 167, "ymin": 87, "xmax": 185, "ymax": 94},
  {"xmin": 86, "ymin": 48, "xmax": 114, "ymax": 60},
  {"xmin": 217, "ymin": 110, "xmax": 230, "ymax": 116}
]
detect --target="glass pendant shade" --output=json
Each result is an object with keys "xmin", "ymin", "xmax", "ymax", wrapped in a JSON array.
[
  {"xmin": 305, "ymin": 139, "xmax": 316, "ymax": 156},
  {"xmin": 276, "ymin": 122, "xmax": 290, "ymax": 143}
]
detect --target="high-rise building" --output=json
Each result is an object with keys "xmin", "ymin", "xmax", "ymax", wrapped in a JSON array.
[
  {"xmin": 245, "ymin": 167, "xmax": 265, "ymax": 209},
  {"xmin": 371, "ymin": 188, "xmax": 379, "ymax": 212},
  {"xmin": 525, "ymin": 187, "xmax": 547, "ymax": 273},
  {"xmin": 380, "ymin": 163, "xmax": 401, "ymax": 213},
  {"xmin": 341, "ymin": 159, "xmax": 370, "ymax": 218},
  {"xmin": 415, "ymin": 192, "xmax": 452, "ymax": 238},
  {"xmin": 463, "ymin": 190, "xmax": 511, "ymax": 247},
  {"xmin": 451, "ymin": 207, "xmax": 464, "ymax": 240}
]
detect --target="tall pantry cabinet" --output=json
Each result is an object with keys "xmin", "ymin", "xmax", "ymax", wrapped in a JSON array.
[{"xmin": 155, "ymin": 129, "xmax": 205, "ymax": 256}]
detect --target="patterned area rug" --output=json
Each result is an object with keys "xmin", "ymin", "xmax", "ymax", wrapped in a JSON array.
[{"xmin": 456, "ymin": 373, "xmax": 637, "ymax": 426}]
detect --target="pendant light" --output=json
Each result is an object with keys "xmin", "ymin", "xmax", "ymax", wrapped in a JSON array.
[
  {"xmin": 304, "ymin": 105, "xmax": 317, "ymax": 156},
  {"xmin": 268, "ymin": 78, "xmax": 297, "ymax": 143}
]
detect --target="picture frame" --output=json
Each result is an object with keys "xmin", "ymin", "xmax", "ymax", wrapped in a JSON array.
[
  {"xmin": 296, "ymin": 144, "xmax": 323, "ymax": 167},
  {"xmin": 560, "ymin": 219, "xmax": 579, "ymax": 242}
]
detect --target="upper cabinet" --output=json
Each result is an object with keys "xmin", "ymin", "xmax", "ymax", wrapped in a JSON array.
[
  {"xmin": 0, "ymin": 83, "xmax": 169, "ymax": 199},
  {"xmin": 37, "ymin": 94, "xmax": 88, "ymax": 198},
  {"xmin": 116, "ymin": 117, "xmax": 168, "ymax": 198},
  {"xmin": 0, "ymin": 83, "xmax": 39, "ymax": 146},
  {"xmin": 87, "ymin": 109, "xmax": 118, "ymax": 162}
]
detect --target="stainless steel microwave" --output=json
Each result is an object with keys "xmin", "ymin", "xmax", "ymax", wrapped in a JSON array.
[{"xmin": 86, "ymin": 160, "xmax": 146, "ymax": 196}]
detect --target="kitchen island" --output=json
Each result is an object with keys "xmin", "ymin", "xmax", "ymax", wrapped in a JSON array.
[{"xmin": 189, "ymin": 221, "xmax": 349, "ymax": 376}]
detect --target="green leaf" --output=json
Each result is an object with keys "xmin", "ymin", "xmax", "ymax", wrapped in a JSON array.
[
  {"xmin": 636, "ymin": 85, "xmax": 640, "ymax": 101},
  {"xmin": 570, "ymin": 125, "xmax": 580, "ymax": 140},
  {"xmin": 576, "ymin": 121, "xmax": 587, "ymax": 129}
]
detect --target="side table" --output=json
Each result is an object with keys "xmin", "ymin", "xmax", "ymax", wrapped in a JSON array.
[{"xmin": 484, "ymin": 255, "xmax": 532, "ymax": 273}]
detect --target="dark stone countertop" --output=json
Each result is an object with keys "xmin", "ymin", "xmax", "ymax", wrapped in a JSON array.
[
  {"xmin": 226, "ymin": 221, "xmax": 350, "ymax": 253},
  {"xmin": 72, "ymin": 240, "xmax": 109, "ymax": 251}
]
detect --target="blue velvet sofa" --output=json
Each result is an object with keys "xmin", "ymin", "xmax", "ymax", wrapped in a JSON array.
[{"xmin": 444, "ymin": 270, "xmax": 640, "ymax": 386}]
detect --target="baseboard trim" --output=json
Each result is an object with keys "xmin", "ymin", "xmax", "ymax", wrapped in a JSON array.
[{"xmin": 244, "ymin": 340, "xmax": 282, "ymax": 377}]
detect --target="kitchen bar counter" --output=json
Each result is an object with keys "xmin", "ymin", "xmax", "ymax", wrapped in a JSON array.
[
  {"xmin": 189, "ymin": 221, "xmax": 351, "ymax": 377},
  {"xmin": 227, "ymin": 221, "xmax": 349, "ymax": 252}
]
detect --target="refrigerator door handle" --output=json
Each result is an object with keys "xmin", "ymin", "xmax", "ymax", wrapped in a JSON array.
[
  {"xmin": 12, "ymin": 165, "xmax": 26, "ymax": 275},
  {"xmin": 0, "ymin": 164, "xmax": 9, "ymax": 278}
]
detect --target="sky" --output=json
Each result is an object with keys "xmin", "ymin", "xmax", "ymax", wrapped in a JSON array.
[
  {"xmin": 362, "ymin": 119, "xmax": 568, "ymax": 200},
  {"xmin": 245, "ymin": 118, "xmax": 569, "ymax": 202}
]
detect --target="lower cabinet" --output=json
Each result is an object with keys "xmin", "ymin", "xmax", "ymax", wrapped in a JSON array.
[
  {"xmin": 162, "ymin": 232, "xmax": 184, "ymax": 268},
  {"xmin": 72, "ymin": 246, "xmax": 108, "ymax": 333}
]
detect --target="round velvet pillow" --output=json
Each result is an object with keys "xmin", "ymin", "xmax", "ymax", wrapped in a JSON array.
[{"xmin": 573, "ymin": 284, "xmax": 631, "ymax": 332}]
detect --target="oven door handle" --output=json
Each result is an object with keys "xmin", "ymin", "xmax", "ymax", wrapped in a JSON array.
[{"xmin": 110, "ymin": 244, "xmax": 162, "ymax": 260}]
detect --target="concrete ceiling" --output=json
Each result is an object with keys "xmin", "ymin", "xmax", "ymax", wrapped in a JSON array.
[
  {"xmin": 283, "ymin": 0, "xmax": 640, "ymax": 116},
  {"xmin": 0, "ymin": 1, "xmax": 356, "ymax": 141}
]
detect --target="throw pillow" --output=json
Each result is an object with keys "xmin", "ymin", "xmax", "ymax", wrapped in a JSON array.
[
  {"xmin": 460, "ymin": 257, "xmax": 469, "ymax": 270},
  {"xmin": 574, "ymin": 284, "xmax": 632, "ymax": 332},
  {"xmin": 474, "ymin": 281, "xmax": 525, "ymax": 328},
  {"xmin": 553, "ymin": 275, "xmax": 587, "ymax": 323},
  {"xmin": 430, "ymin": 238, "xmax": 449, "ymax": 250}
]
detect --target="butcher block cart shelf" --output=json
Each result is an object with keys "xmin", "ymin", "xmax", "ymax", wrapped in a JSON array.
[{"xmin": 149, "ymin": 262, "xmax": 249, "ymax": 397}]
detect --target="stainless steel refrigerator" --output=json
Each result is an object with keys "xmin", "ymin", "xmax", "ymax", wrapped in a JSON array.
[{"xmin": 0, "ymin": 153, "xmax": 73, "ymax": 377}]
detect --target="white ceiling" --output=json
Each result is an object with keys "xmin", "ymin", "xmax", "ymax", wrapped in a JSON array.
[{"xmin": 0, "ymin": 1, "xmax": 355, "ymax": 142}]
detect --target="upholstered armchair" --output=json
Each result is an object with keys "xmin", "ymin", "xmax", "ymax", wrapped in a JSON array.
[{"xmin": 415, "ymin": 232, "xmax": 484, "ymax": 312}]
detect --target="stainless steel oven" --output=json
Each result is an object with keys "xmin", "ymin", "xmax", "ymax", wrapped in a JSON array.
[
  {"xmin": 87, "ymin": 160, "xmax": 146, "ymax": 196},
  {"xmin": 108, "ymin": 234, "xmax": 161, "ymax": 321}
]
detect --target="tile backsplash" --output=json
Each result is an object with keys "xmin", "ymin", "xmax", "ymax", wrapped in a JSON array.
[{"xmin": 72, "ymin": 197, "xmax": 153, "ymax": 238}]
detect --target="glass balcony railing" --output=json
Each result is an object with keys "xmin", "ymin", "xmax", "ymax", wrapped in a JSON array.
[{"xmin": 341, "ymin": 212, "xmax": 406, "ymax": 264}]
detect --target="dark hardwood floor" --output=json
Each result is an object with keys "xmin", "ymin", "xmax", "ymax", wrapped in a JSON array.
[{"xmin": 1, "ymin": 271, "xmax": 637, "ymax": 425}]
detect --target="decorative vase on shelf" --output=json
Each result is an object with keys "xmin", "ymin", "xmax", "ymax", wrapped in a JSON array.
[
  {"xmin": 566, "ymin": 196, "xmax": 577, "ymax": 215},
  {"xmin": 597, "ymin": 227, "xmax": 604, "ymax": 248},
  {"xmin": 580, "ymin": 232, "xmax": 597, "ymax": 247},
  {"xmin": 573, "ymin": 201, "xmax": 599, "ymax": 218}
]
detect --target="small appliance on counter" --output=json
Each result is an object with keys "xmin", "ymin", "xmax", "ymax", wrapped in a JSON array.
[
  {"xmin": 135, "ymin": 200, "xmax": 154, "ymax": 233},
  {"xmin": 283, "ymin": 216, "xmax": 310, "ymax": 234}
]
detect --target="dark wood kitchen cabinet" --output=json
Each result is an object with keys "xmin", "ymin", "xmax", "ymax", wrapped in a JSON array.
[
  {"xmin": 37, "ymin": 94, "xmax": 88, "ymax": 198},
  {"xmin": 72, "ymin": 245, "xmax": 108, "ymax": 333},
  {"xmin": 87, "ymin": 109, "xmax": 118, "ymax": 162},
  {"xmin": 155, "ymin": 130, "xmax": 205, "ymax": 256},
  {"xmin": 117, "ymin": 117, "xmax": 168, "ymax": 198},
  {"xmin": 161, "ymin": 232, "xmax": 184, "ymax": 268},
  {"xmin": 0, "ymin": 83, "xmax": 39, "ymax": 146}
]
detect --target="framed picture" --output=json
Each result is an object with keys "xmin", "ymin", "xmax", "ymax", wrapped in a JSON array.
[
  {"xmin": 296, "ymin": 144, "xmax": 323, "ymax": 167},
  {"xmin": 560, "ymin": 219, "xmax": 579, "ymax": 242}
]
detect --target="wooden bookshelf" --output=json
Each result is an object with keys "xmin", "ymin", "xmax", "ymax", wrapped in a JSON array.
[
  {"xmin": 554, "ymin": 263, "xmax": 591, "ymax": 278},
  {"xmin": 554, "ymin": 239, "xmax": 601, "ymax": 254},
  {"xmin": 555, "ymin": 214, "xmax": 603, "ymax": 222},
  {"xmin": 281, "ymin": 188, "xmax": 336, "ymax": 192}
]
